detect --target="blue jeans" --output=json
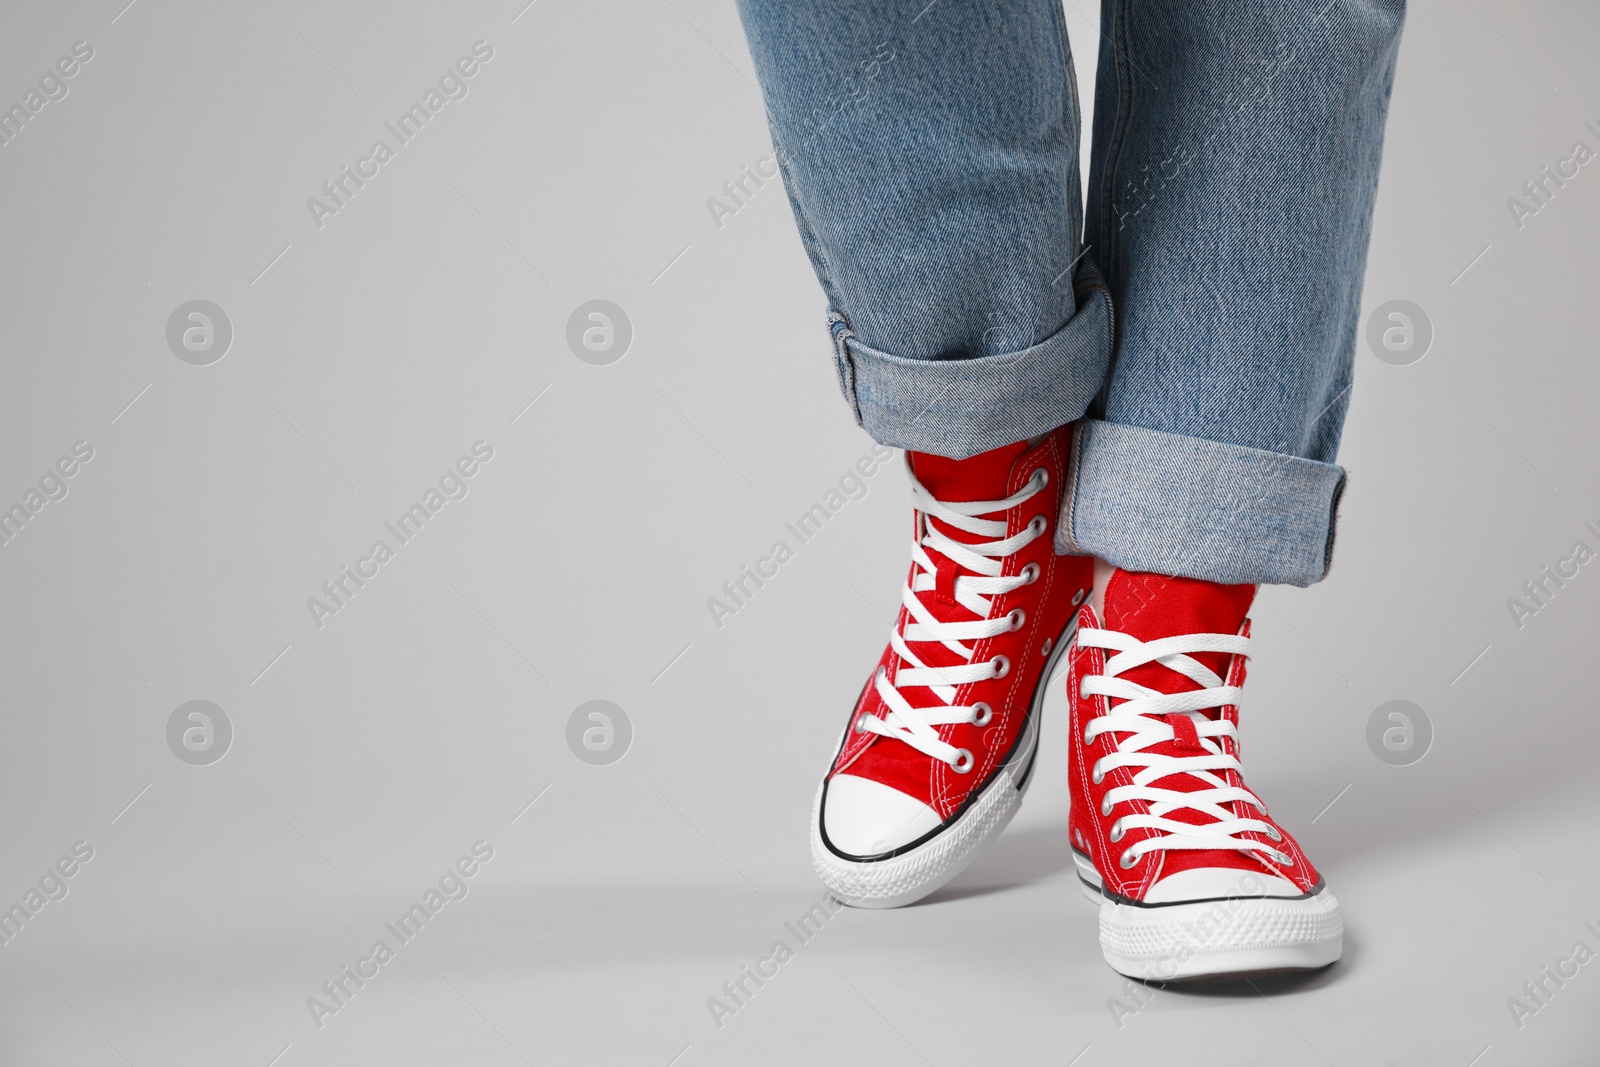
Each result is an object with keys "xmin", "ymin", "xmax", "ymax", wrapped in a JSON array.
[{"xmin": 735, "ymin": 0, "xmax": 1405, "ymax": 586}]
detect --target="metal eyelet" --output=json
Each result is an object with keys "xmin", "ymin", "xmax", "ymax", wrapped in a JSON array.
[
  {"xmin": 950, "ymin": 749, "xmax": 975, "ymax": 774},
  {"xmin": 1119, "ymin": 850, "xmax": 1139, "ymax": 870},
  {"xmin": 1109, "ymin": 819, "xmax": 1125, "ymax": 843},
  {"xmin": 991, "ymin": 655, "xmax": 1010, "ymax": 678},
  {"xmin": 854, "ymin": 715, "xmax": 870, "ymax": 733},
  {"xmin": 1266, "ymin": 826, "xmax": 1283, "ymax": 842},
  {"xmin": 1274, "ymin": 849, "xmax": 1294, "ymax": 866},
  {"xmin": 971, "ymin": 702, "xmax": 993, "ymax": 727},
  {"xmin": 1090, "ymin": 760, "xmax": 1104, "ymax": 785},
  {"xmin": 1078, "ymin": 679, "xmax": 1090, "ymax": 700},
  {"xmin": 1028, "ymin": 515, "xmax": 1048, "ymax": 537},
  {"xmin": 1033, "ymin": 468, "xmax": 1050, "ymax": 489},
  {"xmin": 1007, "ymin": 608, "xmax": 1026, "ymax": 631},
  {"xmin": 1071, "ymin": 588, "xmax": 1087, "ymax": 606},
  {"xmin": 1100, "ymin": 796, "xmax": 1114, "ymax": 817},
  {"xmin": 1019, "ymin": 562, "xmax": 1041, "ymax": 585},
  {"xmin": 1041, "ymin": 637, "xmax": 1053, "ymax": 657}
]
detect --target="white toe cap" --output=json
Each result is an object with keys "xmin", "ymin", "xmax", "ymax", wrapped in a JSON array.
[
  {"xmin": 822, "ymin": 775, "xmax": 942, "ymax": 856},
  {"xmin": 1143, "ymin": 865, "xmax": 1305, "ymax": 904}
]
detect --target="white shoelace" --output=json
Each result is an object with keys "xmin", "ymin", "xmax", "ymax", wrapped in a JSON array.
[
  {"xmin": 1076, "ymin": 627, "xmax": 1293, "ymax": 869},
  {"xmin": 854, "ymin": 467, "xmax": 1051, "ymax": 773}
]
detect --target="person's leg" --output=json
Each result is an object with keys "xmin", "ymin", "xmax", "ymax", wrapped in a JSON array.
[
  {"xmin": 1064, "ymin": 0, "xmax": 1406, "ymax": 979},
  {"xmin": 736, "ymin": 0, "xmax": 1111, "ymax": 459},
  {"xmin": 1064, "ymin": 0, "xmax": 1406, "ymax": 588},
  {"xmin": 734, "ymin": 0, "xmax": 1101, "ymax": 906}
]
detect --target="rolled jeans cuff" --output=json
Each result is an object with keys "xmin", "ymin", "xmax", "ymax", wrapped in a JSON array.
[
  {"xmin": 1057, "ymin": 420, "xmax": 1347, "ymax": 587},
  {"xmin": 827, "ymin": 273, "xmax": 1113, "ymax": 460}
]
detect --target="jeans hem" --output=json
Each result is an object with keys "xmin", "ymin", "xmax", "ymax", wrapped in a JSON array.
[
  {"xmin": 1056, "ymin": 419, "xmax": 1346, "ymax": 587},
  {"xmin": 829, "ymin": 265, "xmax": 1113, "ymax": 459}
]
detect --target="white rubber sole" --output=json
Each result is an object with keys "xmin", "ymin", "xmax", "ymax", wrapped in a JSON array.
[
  {"xmin": 1075, "ymin": 852, "xmax": 1343, "ymax": 980},
  {"xmin": 810, "ymin": 619, "xmax": 1075, "ymax": 909}
]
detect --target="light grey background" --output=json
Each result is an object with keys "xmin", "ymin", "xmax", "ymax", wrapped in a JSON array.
[{"xmin": 1, "ymin": 1, "xmax": 1597, "ymax": 1064}]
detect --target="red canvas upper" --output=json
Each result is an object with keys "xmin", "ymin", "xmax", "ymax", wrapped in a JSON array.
[
  {"xmin": 1068, "ymin": 571, "xmax": 1321, "ymax": 899},
  {"xmin": 909, "ymin": 443, "xmax": 1030, "ymax": 519},
  {"xmin": 1101, "ymin": 570, "xmax": 1255, "ymax": 692},
  {"xmin": 829, "ymin": 427, "xmax": 1092, "ymax": 820}
]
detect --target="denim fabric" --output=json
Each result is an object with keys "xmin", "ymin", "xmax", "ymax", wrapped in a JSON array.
[
  {"xmin": 1060, "ymin": 420, "xmax": 1346, "ymax": 586},
  {"xmin": 735, "ymin": 0, "xmax": 1405, "ymax": 586},
  {"xmin": 825, "ymin": 271, "xmax": 1112, "ymax": 460}
]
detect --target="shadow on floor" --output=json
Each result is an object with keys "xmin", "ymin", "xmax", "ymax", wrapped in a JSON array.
[
  {"xmin": 918, "ymin": 823, "xmax": 1074, "ymax": 906},
  {"xmin": 1129, "ymin": 932, "xmax": 1359, "ymax": 1000}
]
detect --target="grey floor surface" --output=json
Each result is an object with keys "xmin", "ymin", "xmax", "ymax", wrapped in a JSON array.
[{"xmin": 1, "ymin": 1, "xmax": 1598, "ymax": 1064}]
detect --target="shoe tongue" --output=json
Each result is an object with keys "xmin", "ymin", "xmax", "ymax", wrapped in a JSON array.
[
  {"xmin": 908, "ymin": 441, "xmax": 1030, "ymax": 547},
  {"xmin": 895, "ymin": 441, "xmax": 1032, "ymax": 692},
  {"xmin": 1101, "ymin": 570, "xmax": 1254, "ymax": 703},
  {"xmin": 1102, "ymin": 571, "xmax": 1258, "ymax": 839}
]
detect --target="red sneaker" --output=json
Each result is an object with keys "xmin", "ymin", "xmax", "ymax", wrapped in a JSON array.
[
  {"xmin": 812, "ymin": 425, "xmax": 1092, "ymax": 908},
  {"xmin": 1066, "ymin": 570, "xmax": 1343, "ymax": 978}
]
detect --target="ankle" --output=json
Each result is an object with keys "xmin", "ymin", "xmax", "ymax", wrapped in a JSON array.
[{"xmin": 1088, "ymin": 557, "xmax": 1114, "ymax": 618}]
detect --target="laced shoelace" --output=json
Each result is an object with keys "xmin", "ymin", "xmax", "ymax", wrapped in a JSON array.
[
  {"xmin": 855, "ymin": 467, "xmax": 1051, "ymax": 774},
  {"xmin": 1076, "ymin": 627, "xmax": 1294, "ymax": 870}
]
